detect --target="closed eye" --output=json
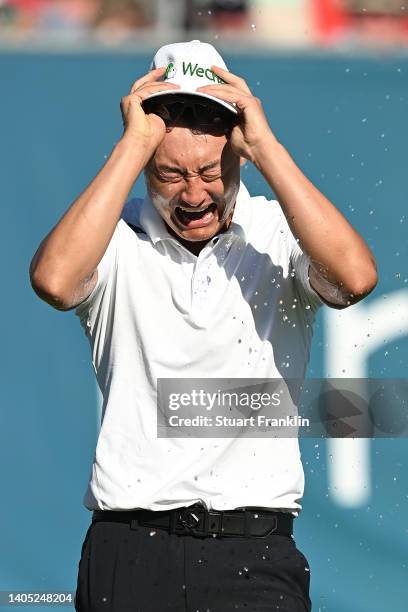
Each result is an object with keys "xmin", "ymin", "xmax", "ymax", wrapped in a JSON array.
[
  {"xmin": 201, "ymin": 173, "xmax": 221, "ymax": 182},
  {"xmin": 155, "ymin": 171, "xmax": 183, "ymax": 183}
]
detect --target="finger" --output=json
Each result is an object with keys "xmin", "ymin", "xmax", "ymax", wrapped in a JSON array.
[
  {"xmin": 210, "ymin": 65, "xmax": 252, "ymax": 94},
  {"xmin": 130, "ymin": 67, "xmax": 166, "ymax": 93},
  {"xmin": 198, "ymin": 83, "xmax": 247, "ymax": 97},
  {"xmin": 197, "ymin": 86, "xmax": 255, "ymax": 111},
  {"xmin": 134, "ymin": 82, "xmax": 180, "ymax": 100},
  {"xmin": 197, "ymin": 84, "xmax": 253, "ymax": 106}
]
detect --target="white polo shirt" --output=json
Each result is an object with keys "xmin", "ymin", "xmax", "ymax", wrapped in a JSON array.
[{"xmin": 75, "ymin": 181, "xmax": 324, "ymax": 515}]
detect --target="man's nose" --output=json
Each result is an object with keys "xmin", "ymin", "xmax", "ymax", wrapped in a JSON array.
[{"xmin": 180, "ymin": 177, "xmax": 208, "ymax": 208}]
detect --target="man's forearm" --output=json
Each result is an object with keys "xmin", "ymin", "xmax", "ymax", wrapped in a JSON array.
[
  {"xmin": 251, "ymin": 135, "xmax": 378, "ymax": 299},
  {"xmin": 30, "ymin": 135, "xmax": 149, "ymax": 301}
]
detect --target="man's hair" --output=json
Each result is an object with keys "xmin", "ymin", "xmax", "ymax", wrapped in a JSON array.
[{"xmin": 142, "ymin": 94, "xmax": 238, "ymax": 136}]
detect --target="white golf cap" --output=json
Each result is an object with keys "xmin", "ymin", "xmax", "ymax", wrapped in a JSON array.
[{"xmin": 143, "ymin": 40, "xmax": 237, "ymax": 114}]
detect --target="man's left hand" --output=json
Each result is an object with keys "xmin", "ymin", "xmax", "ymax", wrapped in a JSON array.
[{"xmin": 197, "ymin": 65, "xmax": 275, "ymax": 163}]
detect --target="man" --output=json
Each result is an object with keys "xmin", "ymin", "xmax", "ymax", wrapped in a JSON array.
[{"xmin": 30, "ymin": 41, "xmax": 377, "ymax": 611}]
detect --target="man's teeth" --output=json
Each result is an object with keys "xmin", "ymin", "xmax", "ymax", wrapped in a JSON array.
[{"xmin": 179, "ymin": 205, "xmax": 211, "ymax": 213}]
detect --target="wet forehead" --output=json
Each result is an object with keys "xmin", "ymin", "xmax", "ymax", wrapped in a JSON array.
[{"xmin": 153, "ymin": 127, "xmax": 228, "ymax": 172}]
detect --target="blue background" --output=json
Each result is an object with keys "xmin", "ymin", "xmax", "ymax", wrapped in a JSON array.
[{"xmin": 1, "ymin": 51, "xmax": 407, "ymax": 610}]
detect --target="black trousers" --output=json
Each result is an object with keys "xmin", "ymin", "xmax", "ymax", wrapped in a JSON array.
[{"xmin": 75, "ymin": 518, "xmax": 312, "ymax": 612}]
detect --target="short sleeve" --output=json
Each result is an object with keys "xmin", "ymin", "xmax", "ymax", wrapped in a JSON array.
[
  {"xmin": 74, "ymin": 222, "xmax": 121, "ymax": 332},
  {"xmin": 271, "ymin": 203, "xmax": 325, "ymax": 310},
  {"xmin": 289, "ymin": 238, "xmax": 325, "ymax": 309}
]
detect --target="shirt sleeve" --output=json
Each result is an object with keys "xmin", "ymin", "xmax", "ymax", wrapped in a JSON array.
[
  {"xmin": 289, "ymin": 238, "xmax": 325, "ymax": 309},
  {"xmin": 275, "ymin": 206, "xmax": 325, "ymax": 310},
  {"xmin": 74, "ymin": 221, "xmax": 121, "ymax": 334}
]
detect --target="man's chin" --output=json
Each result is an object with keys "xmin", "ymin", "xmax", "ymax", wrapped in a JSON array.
[{"xmin": 171, "ymin": 223, "xmax": 220, "ymax": 243}]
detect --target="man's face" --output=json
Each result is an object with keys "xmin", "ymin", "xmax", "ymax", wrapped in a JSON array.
[{"xmin": 145, "ymin": 125, "xmax": 241, "ymax": 244}]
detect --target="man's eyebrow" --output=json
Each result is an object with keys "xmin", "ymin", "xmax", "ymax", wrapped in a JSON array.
[
  {"xmin": 156, "ymin": 160, "xmax": 221, "ymax": 174},
  {"xmin": 156, "ymin": 164, "xmax": 184, "ymax": 173},
  {"xmin": 199, "ymin": 160, "xmax": 220, "ymax": 172}
]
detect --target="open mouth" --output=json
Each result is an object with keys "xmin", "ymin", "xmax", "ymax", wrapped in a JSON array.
[{"xmin": 174, "ymin": 203, "xmax": 218, "ymax": 228}]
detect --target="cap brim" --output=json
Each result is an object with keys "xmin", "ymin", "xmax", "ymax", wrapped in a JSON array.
[{"xmin": 142, "ymin": 90, "xmax": 238, "ymax": 115}]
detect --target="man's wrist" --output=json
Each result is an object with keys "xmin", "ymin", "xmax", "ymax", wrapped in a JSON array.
[
  {"xmin": 116, "ymin": 133, "xmax": 155, "ymax": 167},
  {"xmin": 249, "ymin": 133, "xmax": 282, "ymax": 169}
]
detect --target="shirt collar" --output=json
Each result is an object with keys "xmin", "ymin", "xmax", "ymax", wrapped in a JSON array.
[{"xmin": 139, "ymin": 180, "xmax": 251, "ymax": 247}]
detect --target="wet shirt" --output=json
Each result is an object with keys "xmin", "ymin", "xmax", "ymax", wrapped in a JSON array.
[{"xmin": 75, "ymin": 181, "xmax": 324, "ymax": 514}]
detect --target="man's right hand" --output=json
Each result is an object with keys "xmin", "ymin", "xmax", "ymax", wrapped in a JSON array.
[{"xmin": 120, "ymin": 67, "xmax": 179, "ymax": 155}]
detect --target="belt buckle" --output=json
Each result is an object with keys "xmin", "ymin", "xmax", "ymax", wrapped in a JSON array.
[{"xmin": 177, "ymin": 506, "xmax": 208, "ymax": 537}]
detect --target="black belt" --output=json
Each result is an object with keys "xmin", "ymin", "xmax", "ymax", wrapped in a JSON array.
[{"xmin": 92, "ymin": 503, "xmax": 294, "ymax": 539}]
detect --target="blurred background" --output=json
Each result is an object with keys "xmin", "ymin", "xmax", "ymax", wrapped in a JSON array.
[
  {"xmin": 1, "ymin": 1, "xmax": 408, "ymax": 611},
  {"xmin": 1, "ymin": 0, "xmax": 408, "ymax": 48}
]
